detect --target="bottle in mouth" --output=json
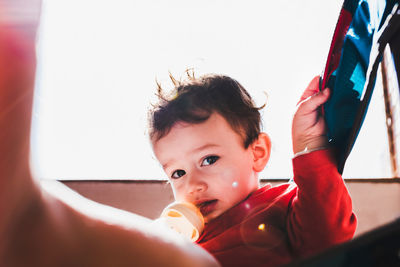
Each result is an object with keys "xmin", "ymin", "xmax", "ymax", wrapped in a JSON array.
[{"xmin": 159, "ymin": 202, "xmax": 205, "ymax": 242}]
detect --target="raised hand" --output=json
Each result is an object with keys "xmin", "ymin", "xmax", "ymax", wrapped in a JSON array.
[{"xmin": 292, "ymin": 76, "xmax": 331, "ymax": 155}]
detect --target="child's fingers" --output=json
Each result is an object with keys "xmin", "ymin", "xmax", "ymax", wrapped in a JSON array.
[
  {"xmin": 299, "ymin": 87, "xmax": 330, "ymax": 114},
  {"xmin": 298, "ymin": 76, "xmax": 320, "ymax": 104}
]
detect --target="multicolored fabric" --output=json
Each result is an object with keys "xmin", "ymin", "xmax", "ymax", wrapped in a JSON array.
[{"xmin": 322, "ymin": 0, "xmax": 397, "ymax": 173}]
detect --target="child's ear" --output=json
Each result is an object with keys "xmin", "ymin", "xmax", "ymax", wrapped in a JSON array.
[{"xmin": 251, "ymin": 133, "xmax": 271, "ymax": 172}]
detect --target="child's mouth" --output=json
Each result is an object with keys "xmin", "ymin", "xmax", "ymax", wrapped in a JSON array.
[{"xmin": 198, "ymin": 199, "xmax": 218, "ymax": 216}]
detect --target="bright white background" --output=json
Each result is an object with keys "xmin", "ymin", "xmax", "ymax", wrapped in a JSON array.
[{"xmin": 31, "ymin": 0, "xmax": 391, "ymax": 180}]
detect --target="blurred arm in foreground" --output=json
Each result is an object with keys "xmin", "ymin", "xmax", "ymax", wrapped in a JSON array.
[{"xmin": 0, "ymin": 1, "xmax": 219, "ymax": 266}]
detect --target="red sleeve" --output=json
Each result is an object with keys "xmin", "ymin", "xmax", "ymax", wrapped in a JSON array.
[{"xmin": 287, "ymin": 149, "xmax": 357, "ymax": 258}]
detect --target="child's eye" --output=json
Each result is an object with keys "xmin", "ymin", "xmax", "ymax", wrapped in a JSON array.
[
  {"xmin": 201, "ymin": 155, "xmax": 220, "ymax": 166},
  {"xmin": 171, "ymin": 169, "xmax": 186, "ymax": 179}
]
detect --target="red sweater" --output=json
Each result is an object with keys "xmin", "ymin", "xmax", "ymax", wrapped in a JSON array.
[{"xmin": 196, "ymin": 149, "xmax": 357, "ymax": 267}]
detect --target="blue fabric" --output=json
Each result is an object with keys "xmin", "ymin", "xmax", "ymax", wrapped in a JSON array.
[{"xmin": 323, "ymin": 0, "xmax": 395, "ymax": 171}]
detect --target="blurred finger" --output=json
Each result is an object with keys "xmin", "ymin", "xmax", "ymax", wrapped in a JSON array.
[{"xmin": 0, "ymin": 0, "xmax": 42, "ymax": 39}]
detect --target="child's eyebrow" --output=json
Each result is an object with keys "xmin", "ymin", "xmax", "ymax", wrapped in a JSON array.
[
  {"xmin": 191, "ymin": 144, "xmax": 220, "ymax": 153},
  {"xmin": 162, "ymin": 160, "xmax": 174, "ymax": 171},
  {"xmin": 162, "ymin": 144, "xmax": 220, "ymax": 170}
]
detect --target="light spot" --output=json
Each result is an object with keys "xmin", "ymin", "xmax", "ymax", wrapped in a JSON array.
[
  {"xmin": 258, "ymin": 223, "xmax": 266, "ymax": 231},
  {"xmin": 367, "ymin": 24, "xmax": 373, "ymax": 34},
  {"xmin": 245, "ymin": 203, "xmax": 250, "ymax": 209},
  {"xmin": 232, "ymin": 181, "xmax": 238, "ymax": 188}
]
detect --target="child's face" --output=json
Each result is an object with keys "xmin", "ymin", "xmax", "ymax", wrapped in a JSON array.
[{"xmin": 153, "ymin": 113, "xmax": 260, "ymax": 223}]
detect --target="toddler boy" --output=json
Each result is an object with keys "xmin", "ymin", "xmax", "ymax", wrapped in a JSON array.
[{"xmin": 149, "ymin": 74, "xmax": 357, "ymax": 267}]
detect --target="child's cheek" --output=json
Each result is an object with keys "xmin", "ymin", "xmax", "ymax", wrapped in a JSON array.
[
  {"xmin": 218, "ymin": 167, "xmax": 238, "ymax": 189},
  {"xmin": 171, "ymin": 181, "xmax": 184, "ymax": 199}
]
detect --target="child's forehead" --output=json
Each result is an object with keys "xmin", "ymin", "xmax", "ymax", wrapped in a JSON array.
[
  {"xmin": 153, "ymin": 113, "xmax": 244, "ymax": 149},
  {"xmin": 171, "ymin": 113, "xmax": 234, "ymax": 135}
]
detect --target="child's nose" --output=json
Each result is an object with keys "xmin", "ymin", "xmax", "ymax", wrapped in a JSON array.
[{"xmin": 187, "ymin": 174, "xmax": 207, "ymax": 195}]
